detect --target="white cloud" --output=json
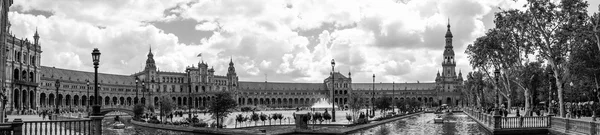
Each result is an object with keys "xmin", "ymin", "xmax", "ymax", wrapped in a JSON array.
[{"xmin": 8, "ymin": 0, "xmax": 552, "ymax": 83}]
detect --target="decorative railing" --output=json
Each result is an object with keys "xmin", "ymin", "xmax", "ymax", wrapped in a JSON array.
[
  {"xmin": 463, "ymin": 108, "xmax": 550, "ymax": 129},
  {"xmin": 501, "ymin": 116, "xmax": 548, "ymax": 128},
  {"xmin": 550, "ymin": 117, "xmax": 600, "ymax": 135},
  {"xmin": 0, "ymin": 116, "xmax": 104, "ymax": 135},
  {"xmin": 22, "ymin": 118, "xmax": 94, "ymax": 135}
]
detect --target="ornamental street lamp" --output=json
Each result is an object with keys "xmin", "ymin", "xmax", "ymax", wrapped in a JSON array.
[
  {"xmin": 372, "ymin": 74, "xmax": 375, "ymax": 116},
  {"xmin": 135, "ymin": 77, "xmax": 139, "ymax": 103},
  {"xmin": 186, "ymin": 68, "xmax": 192, "ymax": 125},
  {"xmin": 142, "ymin": 80, "xmax": 145, "ymax": 104},
  {"xmin": 86, "ymin": 80, "xmax": 90, "ymax": 112},
  {"xmin": 548, "ymin": 70, "xmax": 554, "ymax": 116},
  {"xmin": 393, "ymin": 82, "xmax": 395, "ymax": 113},
  {"xmin": 55, "ymin": 79, "xmax": 60, "ymax": 114},
  {"xmin": 494, "ymin": 69, "xmax": 500, "ymax": 116},
  {"xmin": 91, "ymin": 48, "xmax": 101, "ymax": 116},
  {"xmin": 331, "ymin": 59, "xmax": 336, "ymax": 122}
]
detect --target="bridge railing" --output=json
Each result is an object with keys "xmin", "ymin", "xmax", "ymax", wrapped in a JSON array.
[
  {"xmin": 550, "ymin": 117, "xmax": 600, "ymax": 135},
  {"xmin": 463, "ymin": 108, "xmax": 550, "ymax": 129},
  {"xmin": 22, "ymin": 118, "xmax": 94, "ymax": 135},
  {"xmin": 0, "ymin": 116, "xmax": 104, "ymax": 135}
]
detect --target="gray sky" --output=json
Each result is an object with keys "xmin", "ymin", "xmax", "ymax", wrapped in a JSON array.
[{"xmin": 8, "ymin": 0, "xmax": 600, "ymax": 83}]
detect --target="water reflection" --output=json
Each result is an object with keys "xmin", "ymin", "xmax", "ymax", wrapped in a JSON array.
[{"xmin": 351, "ymin": 113, "xmax": 491, "ymax": 135}]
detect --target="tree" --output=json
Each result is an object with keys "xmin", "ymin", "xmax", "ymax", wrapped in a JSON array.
[
  {"xmin": 323, "ymin": 109, "xmax": 331, "ymax": 124},
  {"xmin": 133, "ymin": 103, "xmax": 145, "ymax": 120},
  {"xmin": 511, "ymin": 62, "xmax": 546, "ymax": 116},
  {"xmin": 375, "ymin": 96, "xmax": 392, "ymax": 116},
  {"xmin": 346, "ymin": 113, "xmax": 352, "ymax": 124},
  {"xmin": 158, "ymin": 96, "xmax": 174, "ymax": 123},
  {"xmin": 276, "ymin": 113, "xmax": 283, "ymax": 125},
  {"xmin": 313, "ymin": 112, "xmax": 323, "ymax": 124},
  {"xmin": 519, "ymin": 0, "xmax": 590, "ymax": 117},
  {"xmin": 208, "ymin": 92, "xmax": 238, "ymax": 128},
  {"xmin": 147, "ymin": 104, "xmax": 155, "ymax": 113},
  {"xmin": 271, "ymin": 113, "xmax": 278, "ymax": 125},
  {"xmin": 251, "ymin": 111, "xmax": 259, "ymax": 126},
  {"xmin": 347, "ymin": 93, "xmax": 365, "ymax": 121},
  {"xmin": 235, "ymin": 114, "xmax": 243, "ymax": 128},
  {"xmin": 260, "ymin": 113, "xmax": 268, "ymax": 125}
]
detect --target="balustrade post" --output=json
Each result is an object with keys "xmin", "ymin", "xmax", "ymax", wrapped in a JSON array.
[
  {"xmin": 565, "ymin": 118, "xmax": 570, "ymax": 133},
  {"xmin": 590, "ymin": 121, "xmax": 596, "ymax": 135},
  {"xmin": 12, "ymin": 119, "xmax": 23, "ymax": 135},
  {"xmin": 90, "ymin": 116, "xmax": 104, "ymax": 135},
  {"xmin": 493, "ymin": 115, "xmax": 501, "ymax": 129},
  {"xmin": 548, "ymin": 114, "xmax": 554, "ymax": 128}
]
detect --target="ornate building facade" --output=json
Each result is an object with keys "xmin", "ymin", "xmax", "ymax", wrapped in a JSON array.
[{"xmin": 5, "ymin": 21, "xmax": 463, "ymax": 113}]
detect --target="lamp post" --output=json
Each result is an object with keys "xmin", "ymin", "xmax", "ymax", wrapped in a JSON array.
[
  {"xmin": 55, "ymin": 79, "xmax": 60, "ymax": 115},
  {"xmin": 372, "ymin": 74, "xmax": 375, "ymax": 116},
  {"xmin": 494, "ymin": 69, "xmax": 500, "ymax": 116},
  {"xmin": 331, "ymin": 59, "xmax": 336, "ymax": 122},
  {"xmin": 91, "ymin": 48, "xmax": 101, "ymax": 116},
  {"xmin": 393, "ymin": 82, "xmax": 395, "ymax": 113},
  {"xmin": 86, "ymin": 80, "xmax": 90, "ymax": 112},
  {"xmin": 548, "ymin": 70, "xmax": 554, "ymax": 116},
  {"xmin": 135, "ymin": 77, "xmax": 139, "ymax": 103},
  {"xmin": 142, "ymin": 80, "xmax": 145, "ymax": 105},
  {"xmin": 186, "ymin": 68, "xmax": 192, "ymax": 124}
]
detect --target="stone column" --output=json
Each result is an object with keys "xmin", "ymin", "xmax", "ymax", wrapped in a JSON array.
[{"xmin": 90, "ymin": 116, "xmax": 104, "ymax": 135}]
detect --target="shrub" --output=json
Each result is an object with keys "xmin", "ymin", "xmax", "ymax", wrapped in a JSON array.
[
  {"xmin": 375, "ymin": 125, "xmax": 391, "ymax": 135},
  {"xmin": 193, "ymin": 122, "xmax": 208, "ymax": 127},
  {"xmin": 114, "ymin": 115, "xmax": 120, "ymax": 122}
]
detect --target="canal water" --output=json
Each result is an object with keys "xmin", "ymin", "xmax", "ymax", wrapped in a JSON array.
[{"xmin": 350, "ymin": 113, "xmax": 491, "ymax": 135}]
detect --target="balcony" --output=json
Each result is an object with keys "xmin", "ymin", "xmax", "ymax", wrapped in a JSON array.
[{"xmin": 13, "ymin": 80, "xmax": 38, "ymax": 87}]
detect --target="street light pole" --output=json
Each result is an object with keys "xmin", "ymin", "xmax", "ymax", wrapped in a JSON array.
[
  {"xmin": 55, "ymin": 79, "xmax": 60, "ymax": 115},
  {"xmin": 91, "ymin": 48, "xmax": 101, "ymax": 116},
  {"xmin": 548, "ymin": 70, "xmax": 554, "ymax": 116},
  {"xmin": 136, "ymin": 77, "xmax": 139, "ymax": 104},
  {"xmin": 372, "ymin": 74, "xmax": 375, "ymax": 116},
  {"xmin": 86, "ymin": 80, "xmax": 90, "ymax": 113},
  {"xmin": 393, "ymin": 82, "xmax": 395, "ymax": 113},
  {"xmin": 142, "ymin": 81, "xmax": 145, "ymax": 105},
  {"xmin": 331, "ymin": 59, "xmax": 336, "ymax": 122},
  {"xmin": 187, "ymin": 68, "xmax": 192, "ymax": 125},
  {"xmin": 494, "ymin": 69, "xmax": 500, "ymax": 116}
]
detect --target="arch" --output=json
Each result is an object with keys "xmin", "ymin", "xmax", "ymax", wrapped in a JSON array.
[
  {"xmin": 202, "ymin": 86, "xmax": 206, "ymax": 92},
  {"xmin": 277, "ymin": 98, "xmax": 282, "ymax": 105},
  {"xmin": 73, "ymin": 95, "xmax": 79, "ymax": 106},
  {"xmin": 294, "ymin": 98, "xmax": 299, "ymax": 105},
  {"xmin": 22, "ymin": 90, "xmax": 27, "ymax": 109},
  {"xmin": 299, "ymin": 98, "xmax": 304, "ymax": 106},
  {"xmin": 253, "ymin": 98, "xmax": 258, "ymax": 105},
  {"xmin": 154, "ymin": 97, "xmax": 159, "ymax": 106},
  {"xmin": 195, "ymin": 86, "xmax": 198, "ymax": 93},
  {"xmin": 127, "ymin": 97, "xmax": 132, "ymax": 106},
  {"xmin": 29, "ymin": 72, "xmax": 34, "ymax": 82},
  {"xmin": 446, "ymin": 97, "xmax": 452, "ymax": 106},
  {"xmin": 65, "ymin": 94, "xmax": 71, "ymax": 107},
  {"xmin": 417, "ymin": 97, "xmax": 422, "ymax": 102},
  {"xmin": 259, "ymin": 98, "xmax": 264, "ymax": 105},
  {"xmin": 48, "ymin": 93, "xmax": 55, "ymax": 106},
  {"xmin": 90, "ymin": 96, "xmax": 95, "ymax": 105},
  {"xmin": 134, "ymin": 97, "xmax": 139, "ymax": 104},
  {"xmin": 178, "ymin": 97, "xmax": 182, "ymax": 106},
  {"xmin": 120, "ymin": 97, "xmax": 125, "ymax": 105},
  {"xmin": 37, "ymin": 93, "xmax": 45, "ymax": 108},
  {"xmin": 104, "ymin": 96, "xmax": 110, "ymax": 106},
  {"xmin": 58, "ymin": 94, "xmax": 63, "ymax": 107},
  {"xmin": 13, "ymin": 69, "xmax": 19, "ymax": 80},
  {"xmin": 21, "ymin": 70, "xmax": 27, "ymax": 81},
  {"xmin": 29, "ymin": 90, "xmax": 35, "ymax": 109},
  {"xmin": 183, "ymin": 97, "xmax": 187, "ymax": 106},
  {"xmin": 429, "ymin": 97, "xmax": 434, "ymax": 103},
  {"xmin": 141, "ymin": 97, "xmax": 146, "ymax": 105},
  {"xmin": 112, "ymin": 97, "xmax": 118, "ymax": 106},
  {"xmin": 82, "ymin": 96, "xmax": 87, "ymax": 107}
]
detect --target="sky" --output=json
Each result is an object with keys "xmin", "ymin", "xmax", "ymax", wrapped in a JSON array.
[{"xmin": 8, "ymin": 0, "xmax": 600, "ymax": 83}]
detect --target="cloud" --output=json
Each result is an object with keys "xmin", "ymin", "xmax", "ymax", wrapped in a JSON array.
[{"xmin": 9, "ymin": 0, "xmax": 546, "ymax": 83}]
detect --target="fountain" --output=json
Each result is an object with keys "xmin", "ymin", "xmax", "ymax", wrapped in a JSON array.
[{"xmin": 311, "ymin": 98, "xmax": 338, "ymax": 110}]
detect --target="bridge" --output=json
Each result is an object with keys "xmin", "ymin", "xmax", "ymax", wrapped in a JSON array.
[
  {"xmin": 99, "ymin": 106, "xmax": 134, "ymax": 116},
  {"xmin": 463, "ymin": 107, "xmax": 600, "ymax": 135}
]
